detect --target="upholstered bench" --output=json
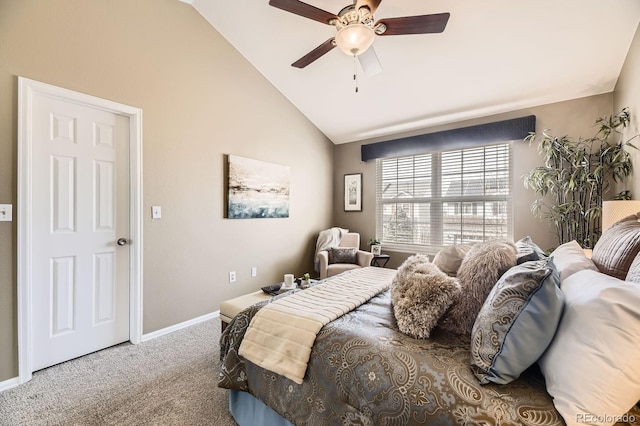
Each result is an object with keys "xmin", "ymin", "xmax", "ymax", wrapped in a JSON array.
[{"xmin": 220, "ymin": 290, "xmax": 272, "ymax": 332}]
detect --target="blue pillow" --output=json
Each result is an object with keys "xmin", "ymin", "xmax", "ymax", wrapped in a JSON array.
[
  {"xmin": 515, "ymin": 236, "xmax": 547, "ymax": 264},
  {"xmin": 470, "ymin": 258, "xmax": 563, "ymax": 385}
]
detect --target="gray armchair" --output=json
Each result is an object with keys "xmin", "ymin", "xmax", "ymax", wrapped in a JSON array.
[{"xmin": 317, "ymin": 232, "xmax": 374, "ymax": 279}]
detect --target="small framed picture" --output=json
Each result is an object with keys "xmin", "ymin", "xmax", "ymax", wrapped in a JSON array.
[
  {"xmin": 371, "ymin": 245, "xmax": 382, "ymax": 255},
  {"xmin": 344, "ymin": 173, "xmax": 362, "ymax": 212}
]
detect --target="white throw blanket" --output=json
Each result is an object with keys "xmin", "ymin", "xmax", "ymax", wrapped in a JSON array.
[
  {"xmin": 238, "ymin": 267, "xmax": 397, "ymax": 384},
  {"xmin": 314, "ymin": 227, "xmax": 348, "ymax": 272}
]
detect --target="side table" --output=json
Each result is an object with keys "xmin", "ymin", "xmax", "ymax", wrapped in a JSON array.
[{"xmin": 371, "ymin": 254, "xmax": 390, "ymax": 267}]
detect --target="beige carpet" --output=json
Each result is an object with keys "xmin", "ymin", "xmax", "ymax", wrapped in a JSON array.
[{"xmin": 0, "ymin": 318, "xmax": 237, "ymax": 426}]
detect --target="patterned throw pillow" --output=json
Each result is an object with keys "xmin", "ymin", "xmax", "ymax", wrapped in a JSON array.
[
  {"xmin": 328, "ymin": 247, "xmax": 357, "ymax": 264},
  {"xmin": 515, "ymin": 236, "xmax": 547, "ymax": 264},
  {"xmin": 438, "ymin": 239, "xmax": 518, "ymax": 335},
  {"xmin": 470, "ymin": 258, "xmax": 563, "ymax": 384}
]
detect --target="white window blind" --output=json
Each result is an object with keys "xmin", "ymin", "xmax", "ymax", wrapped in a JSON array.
[{"xmin": 375, "ymin": 143, "xmax": 513, "ymax": 254}]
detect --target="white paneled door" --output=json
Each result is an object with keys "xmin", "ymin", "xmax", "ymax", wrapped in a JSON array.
[{"xmin": 29, "ymin": 90, "xmax": 130, "ymax": 371}]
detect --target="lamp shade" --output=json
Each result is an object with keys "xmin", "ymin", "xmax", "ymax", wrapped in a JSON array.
[
  {"xmin": 335, "ymin": 24, "xmax": 375, "ymax": 56},
  {"xmin": 601, "ymin": 200, "xmax": 640, "ymax": 232}
]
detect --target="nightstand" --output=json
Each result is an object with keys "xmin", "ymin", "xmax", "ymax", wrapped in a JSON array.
[{"xmin": 371, "ymin": 254, "xmax": 390, "ymax": 267}]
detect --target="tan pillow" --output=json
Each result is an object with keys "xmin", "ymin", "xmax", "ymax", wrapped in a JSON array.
[
  {"xmin": 591, "ymin": 213, "xmax": 640, "ymax": 280},
  {"xmin": 432, "ymin": 244, "xmax": 475, "ymax": 276},
  {"xmin": 550, "ymin": 240, "xmax": 598, "ymax": 282}
]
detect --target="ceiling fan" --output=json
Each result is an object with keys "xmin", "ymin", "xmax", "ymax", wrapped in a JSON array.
[{"xmin": 268, "ymin": 0, "xmax": 450, "ymax": 75}]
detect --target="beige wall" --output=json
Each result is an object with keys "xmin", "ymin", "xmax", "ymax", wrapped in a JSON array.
[
  {"xmin": 333, "ymin": 94, "xmax": 615, "ymax": 268},
  {"xmin": 0, "ymin": 0, "xmax": 334, "ymax": 382},
  {"xmin": 1, "ymin": 0, "xmax": 636, "ymax": 387},
  {"xmin": 615, "ymin": 22, "xmax": 640, "ymax": 195}
]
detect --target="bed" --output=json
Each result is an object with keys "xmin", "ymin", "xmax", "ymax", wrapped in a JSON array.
[
  {"xmin": 220, "ymin": 269, "xmax": 559, "ymax": 425},
  {"xmin": 219, "ymin": 228, "xmax": 640, "ymax": 426}
]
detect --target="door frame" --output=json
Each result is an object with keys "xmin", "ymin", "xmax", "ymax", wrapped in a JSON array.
[{"xmin": 17, "ymin": 77, "xmax": 143, "ymax": 383}]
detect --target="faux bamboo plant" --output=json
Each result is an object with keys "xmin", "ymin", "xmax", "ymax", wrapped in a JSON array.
[{"xmin": 523, "ymin": 108, "xmax": 638, "ymax": 249}]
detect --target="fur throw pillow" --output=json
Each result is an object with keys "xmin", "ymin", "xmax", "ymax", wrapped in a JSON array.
[
  {"xmin": 438, "ymin": 240, "xmax": 517, "ymax": 335},
  {"xmin": 391, "ymin": 254, "xmax": 461, "ymax": 339}
]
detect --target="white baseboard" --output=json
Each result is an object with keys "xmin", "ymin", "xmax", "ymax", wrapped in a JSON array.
[
  {"xmin": 140, "ymin": 310, "xmax": 220, "ymax": 342},
  {"xmin": 0, "ymin": 376, "xmax": 20, "ymax": 393}
]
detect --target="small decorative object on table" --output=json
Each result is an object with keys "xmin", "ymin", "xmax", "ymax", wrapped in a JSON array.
[
  {"xmin": 300, "ymin": 273, "xmax": 311, "ymax": 288},
  {"xmin": 261, "ymin": 283, "xmax": 285, "ymax": 296},
  {"xmin": 282, "ymin": 274, "xmax": 295, "ymax": 290},
  {"xmin": 368, "ymin": 238, "xmax": 381, "ymax": 255}
]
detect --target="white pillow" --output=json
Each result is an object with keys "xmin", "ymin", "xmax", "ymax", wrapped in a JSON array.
[
  {"xmin": 538, "ymin": 270, "xmax": 640, "ymax": 425},
  {"xmin": 549, "ymin": 240, "xmax": 598, "ymax": 281}
]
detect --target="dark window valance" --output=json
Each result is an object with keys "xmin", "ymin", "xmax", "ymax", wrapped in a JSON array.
[{"xmin": 361, "ymin": 115, "xmax": 536, "ymax": 162}]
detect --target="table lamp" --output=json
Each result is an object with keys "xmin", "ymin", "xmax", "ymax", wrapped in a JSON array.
[{"xmin": 601, "ymin": 200, "xmax": 640, "ymax": 232}]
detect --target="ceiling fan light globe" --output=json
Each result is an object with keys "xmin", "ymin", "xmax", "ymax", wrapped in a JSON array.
[{"xmin": 335, "ymin": 24, "xmax": 375, "ymax": 56}]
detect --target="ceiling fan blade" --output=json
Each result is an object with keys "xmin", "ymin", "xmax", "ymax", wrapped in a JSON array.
[
  {"xmin": 269, "ymin": 0, "xmax": 338, "ymax": 25},
  {"xmin": 355, "ymin": 0, "xmax": 382, "ymax": 14},
  {"xmin": 376, "ymin": 12, "xmax": 450, "ymax": 36},
  {"xmin": 292, "ymin": 38, "xmax": 336, "ymax": 68},
  {"xmin": 358, "ymin": 47, "xmax": 383, "ymax": 76}
]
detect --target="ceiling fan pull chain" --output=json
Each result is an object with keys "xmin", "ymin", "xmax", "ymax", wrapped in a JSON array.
[{"xmin": 353, "ymin": 54, "xmax": 359, "ymax": 93}]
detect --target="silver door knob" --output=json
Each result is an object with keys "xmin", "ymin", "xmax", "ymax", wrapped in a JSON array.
[{"xmin": 117, "ymin": 238, "xmax": 128, "ymax": 246}]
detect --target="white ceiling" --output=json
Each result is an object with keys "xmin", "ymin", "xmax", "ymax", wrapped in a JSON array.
[{"xmin": 185, "ymin": 0, "xmax": 640, "ymax": 144}]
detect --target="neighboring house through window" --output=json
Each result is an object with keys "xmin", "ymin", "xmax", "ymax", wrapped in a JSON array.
[{"xmin": 375, "ymin": 143, "xmax": 513, "ymax": 255}]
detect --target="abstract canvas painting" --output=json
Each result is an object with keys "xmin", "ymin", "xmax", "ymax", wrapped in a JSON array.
[{"xmin": 227, "ymin": 155, "xmax": 290, "ymax": 219}]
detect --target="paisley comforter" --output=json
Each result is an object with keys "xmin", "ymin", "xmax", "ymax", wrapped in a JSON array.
[{"xmin": 219, "ymin": 283, "xmax": 565, "ymax": 426}]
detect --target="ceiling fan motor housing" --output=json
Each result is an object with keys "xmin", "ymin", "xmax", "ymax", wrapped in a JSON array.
[
  {"xmin": 335, "ymin": 4, "xmax": 374, "ymax": 29},
  {"xmin": 268, "ymin": 0, "xmax": 449, "ymax": 68},
  {"xmin": 333, "ymin": 5, "xmax": 376, "ymax": 56}
]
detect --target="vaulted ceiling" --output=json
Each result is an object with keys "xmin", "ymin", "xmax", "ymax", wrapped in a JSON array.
[{"xmin": 184, "ymin": 0, "xmax": 640, "ymax": 144}]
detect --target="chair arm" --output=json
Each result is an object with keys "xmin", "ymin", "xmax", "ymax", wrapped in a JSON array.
[
  {"xmin": 318, "ymin": 251, "xmax": 330, "ymax": 279},
  {"xmin": 356, "ymin": 250, "xmax": 374, "ymax": 267}
]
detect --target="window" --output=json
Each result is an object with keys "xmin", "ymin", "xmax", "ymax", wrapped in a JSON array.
[{"xmin": 375, "ymin": 143, "xmax": 513, "ymax": 254}]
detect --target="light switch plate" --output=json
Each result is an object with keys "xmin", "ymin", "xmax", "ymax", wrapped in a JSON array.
[
  {"xmin": 0, "ymin": 204, "xmax": 12, "ymax": 221},
  {"xmin": 151, "ymin": 206, "xmax": 162, "ymax": 219}
]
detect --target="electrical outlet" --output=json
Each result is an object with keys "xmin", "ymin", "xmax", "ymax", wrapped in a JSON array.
[
  {"xmin": 251, "ymin": 267, "xmax": 257, "ymax": 278},
  {"xmin": 229, "ymin": 271, "xmax": 236, "ymax": 283}
]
